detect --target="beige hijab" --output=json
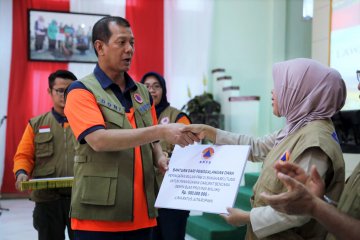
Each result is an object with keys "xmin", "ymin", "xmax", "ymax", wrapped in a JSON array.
[{"xmin": 273, "ymin": 58, "xmax": 346, "ymax": 144}]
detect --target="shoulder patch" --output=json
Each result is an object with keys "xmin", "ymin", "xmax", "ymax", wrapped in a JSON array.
[{"xmin": 331, "ymin": 131, "xmax": 340, "ymax": 144}]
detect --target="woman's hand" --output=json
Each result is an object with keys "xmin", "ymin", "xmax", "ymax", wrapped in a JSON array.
[
  {"xmin": 220, "ymin": 207, "xmax": 250, "ymax": 227},
  {"xmin": 182, "ymin": 124, "xmax": 217, "ymax": 143},
  {"xmin": 161, "ymin": 123, "xmax": 200, "ymax": 147}
]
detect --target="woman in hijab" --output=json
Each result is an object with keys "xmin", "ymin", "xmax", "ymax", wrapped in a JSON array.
[
  {"xmin": 141, "ymin": 72, "xmax": 191, "ymax": 240},
  {"xmin": 183, "ymin": 58, "xmax": 347, "ymax": 239}
]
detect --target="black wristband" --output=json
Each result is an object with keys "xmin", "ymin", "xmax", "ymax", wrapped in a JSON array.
[{"xmin": 15, "ymin": 169, "xmax": 27, "ymax": 179}]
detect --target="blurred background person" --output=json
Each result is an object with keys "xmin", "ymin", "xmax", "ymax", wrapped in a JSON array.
[
  {"xmin": 142, "ymin": 72, "xmax": 191, "ymax": 240},
  {"xmin": 47, "ymin": 20, "xmax": 58, "ymax": 51},
  {"xmin": 34, "ymin": 15, "xmax": 46, "ymax": 52},
  {"xmin": 13, "ymin": 70, "xmax": 77, "ymax": 240}
]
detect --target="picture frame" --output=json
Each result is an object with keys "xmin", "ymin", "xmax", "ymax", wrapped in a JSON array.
[{"xmin": 28, "ymin": 9, "xmax": 108, "ymax": 63}]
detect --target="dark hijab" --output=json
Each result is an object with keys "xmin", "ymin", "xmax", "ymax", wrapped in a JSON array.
[{"xmin": 141, "ymin": 72, "xmax": 170, "ymax": 118}]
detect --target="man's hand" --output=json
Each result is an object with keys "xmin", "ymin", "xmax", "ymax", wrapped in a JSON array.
[
  {"xmin": 260, "ymin": 171, "xmax": 321, "ymax": 216},
  {"xmin": 274, "ymin": 161, "xmax": 325, "ymax": 197},
  {"xmin": 152, "ymin": 142, "xmax": 169, "ymax": 174},
  {"xmin": 15, "ymin": 173, "xmax": 29, "ymax": 191},
  {"xmin": 162, "ymin": 123, "xmax": 200, "ymax": 147},
  {"xmin": 156, "ymin": 153, "xmax": 169, "ymax": 174},
  {"xmin": 220, "ymin": 208, "xmax": 250, "ymax": 227}
]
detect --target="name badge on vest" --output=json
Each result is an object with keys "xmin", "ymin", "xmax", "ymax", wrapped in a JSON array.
[
  {"xmin": 160, "ymin": 117, "xmax": 170, "ymax": 125},
  {"xmin": 134, "ymin": 93, "xmax": 143, "ymax": 104},
  {"xmin": 39, "ymin": 125, "xmax": 51, "ymax": 133}
]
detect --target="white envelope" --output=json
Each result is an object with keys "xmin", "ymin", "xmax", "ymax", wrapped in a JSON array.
[{"xmin": 155, "ymin": 144, "xmax": 250, "ymax": 214}]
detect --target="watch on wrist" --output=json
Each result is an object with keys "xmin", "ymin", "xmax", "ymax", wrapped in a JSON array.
[{"xmin": 323, "ymin": 195, "xmax": 338, "ymax": 207}]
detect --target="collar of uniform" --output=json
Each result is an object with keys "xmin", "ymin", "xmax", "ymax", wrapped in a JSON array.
[
  {"xmin": 93, "ymin": 64, "xmax": 137, "ymax": 93},
  {"xmin": 51, "ymin": 108, "xmax": 68, "ymax": 124}
]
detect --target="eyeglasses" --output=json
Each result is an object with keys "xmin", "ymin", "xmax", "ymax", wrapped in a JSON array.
[
  {"xmin": 145, "ymin": 84, "xmax": 162, "ymax": 91},
  {"xmin": 52, "ymin": 88, "xmax": 66, "ymax": 96},
  {"xmin": 357, "ymin": 70, "xmax": 360, "ymax": 83}
]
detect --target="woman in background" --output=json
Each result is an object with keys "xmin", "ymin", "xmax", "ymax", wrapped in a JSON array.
[{"xmin": 141, "ymin": 72, "xmax": 191, "ymax": 240}]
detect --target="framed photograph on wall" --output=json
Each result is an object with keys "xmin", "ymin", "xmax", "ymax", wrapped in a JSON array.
[
  {"xmin": 28, "ymin": 9, "xmax": 108, "ymax": 63},
  {"xmin": 330, "ymin": 0, "xmax": 360, "ymax": 111}
]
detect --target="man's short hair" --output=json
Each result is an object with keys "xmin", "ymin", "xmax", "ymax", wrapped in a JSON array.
[
  {"xmin": 48, "ymin": 70, "xmax": 77, "ymax": 89},
  {"xmin": 92, "ymin": 16, "xmax": 131, "ymax": 56}
]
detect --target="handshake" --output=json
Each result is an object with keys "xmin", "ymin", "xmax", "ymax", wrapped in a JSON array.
[{"xmin": 161, "ymin": 123, "xmax": 216, "ymax": 147}]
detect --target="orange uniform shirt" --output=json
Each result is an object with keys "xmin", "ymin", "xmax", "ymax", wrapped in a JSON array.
[
  {"xmin": 13, "ymin": 123, "xmax": 35, "ymax": 175},
  {"xmin": 176, "ymin": 115, "xmax": 191, "ymax": 125}
]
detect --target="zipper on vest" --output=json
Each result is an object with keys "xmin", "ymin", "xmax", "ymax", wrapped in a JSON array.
[
  {"xmin": 64, "ymin": 128, "xmax": 68, "ymax": 175},
  {"xmin": 131, "ymin": 147, "xmax": 135, "ymax": 221},
  {"xmin": 140, "ymin": 146, "xmax": 151, "ymax": 218}
]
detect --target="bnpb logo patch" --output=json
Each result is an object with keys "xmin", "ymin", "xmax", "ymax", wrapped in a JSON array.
[
  {"xmin": 280, "ymin": 150, "xmax": 290, "ymax": 162},
  {"xmin": 202, "ymin": 147, "xmax": 215, "ymax": 160},
  {"xmin": 160, "ymin": 117, "xmax": 170, "ymax": 125},
  {"xmin": 134, "ymin": 93, "xmax": 143, "ymax": 104}
]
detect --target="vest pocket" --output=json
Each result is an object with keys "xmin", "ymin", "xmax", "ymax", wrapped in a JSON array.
[
  {"xmin": 106, "ymin": 121, "xmax": 123, "ymax": 129},
  {"xmin": 32, "ymin": 166, "xmax": 55, "ymax": 178},
  {"xmin": 143, "ymin": 115, "xmax": 153, "ymax": 127},
  {"xmin": 80, "ymin": 163, "xmax": 118, "ymax": 206},
  {"xmin": 260, "ymin": 175, "xmax": 284, "ymax": 194},
  {"xmin": 34, "ymin": 133, "xmax": 54, "ymax": 157},
  {"xmin": 342, "ymin": 173, "xmax": 360, "ymax": 216},
  {"xmin": 354, "ymin": 183, "xmax": 360, "ymax": 216},
  {"xmin": 136, "ymin": 109, "xmax": 153, "ymax": 128},
  {"xmin": 101, "ymin": 107, "xmax": 124, "ymax": 128}
]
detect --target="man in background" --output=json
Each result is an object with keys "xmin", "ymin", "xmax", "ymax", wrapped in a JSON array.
[
  {"xmin": 142, "ymin": 72, "xmax": 192, "ymax": 240},
  {"xmin": 14, "ymin": 70, "xmax": 77, "ymax": 240}
]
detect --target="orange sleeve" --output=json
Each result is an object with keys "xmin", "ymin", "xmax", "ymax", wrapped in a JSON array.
[
  {"xmin": 64, "ymin": 89, "xmax": 106, "ymax": 140},
  {"xmin": 13, "ymin": 123, "xmax": 35, "ymax": 176},
  {"xmin": 176, "ymin": 115, "xmax": 191, "ymax": 125},
  {"xmin": 151, "ymin": 103, "xmax": 158, "ymax": 125}
]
